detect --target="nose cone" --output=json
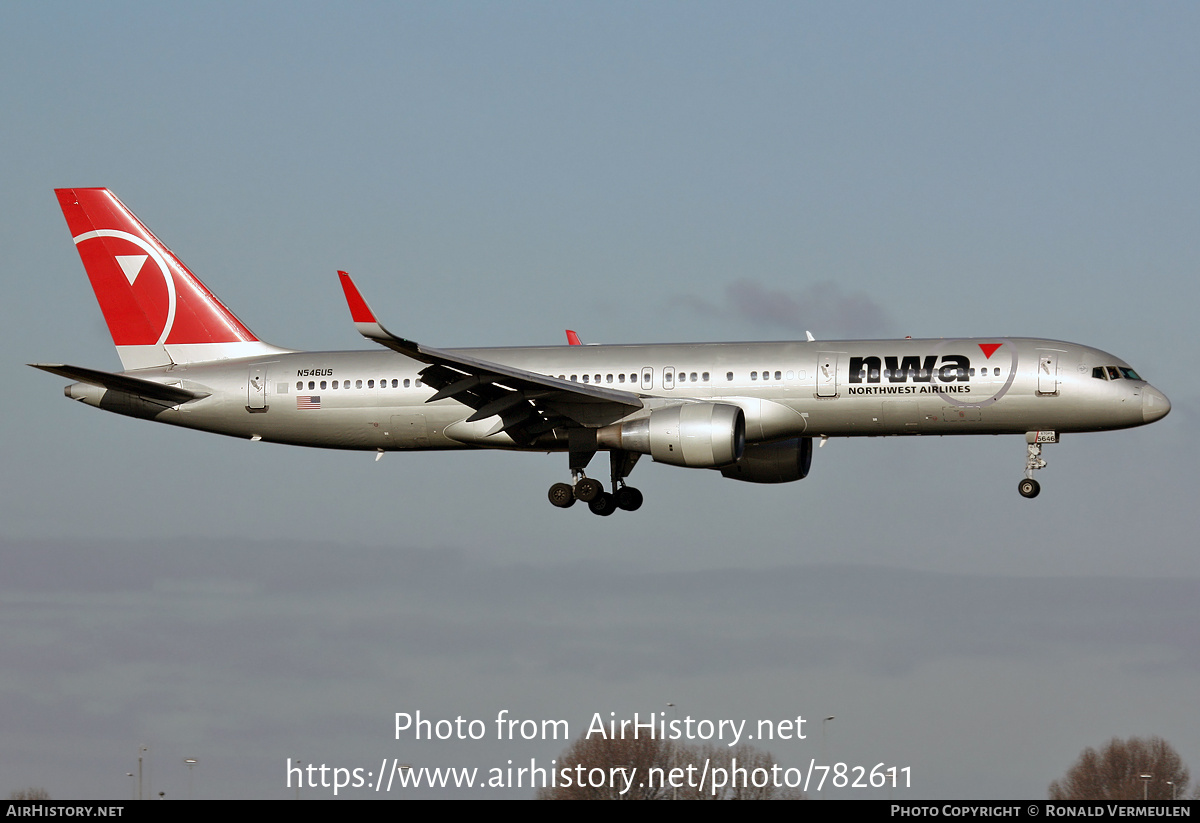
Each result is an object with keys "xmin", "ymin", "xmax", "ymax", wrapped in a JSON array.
[{"xmin": 1142, "ymin": 386, "xmax": 1171, "ymax": 423}]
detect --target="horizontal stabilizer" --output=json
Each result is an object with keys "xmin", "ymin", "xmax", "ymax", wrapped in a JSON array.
[{"xmin": 29, "ymin": 363, "xmax": 207, "ymax": 405}]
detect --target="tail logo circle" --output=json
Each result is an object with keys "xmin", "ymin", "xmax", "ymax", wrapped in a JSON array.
[{"xmin": 73, "ymin": 229, "xmax": 177, "ymax": 347}]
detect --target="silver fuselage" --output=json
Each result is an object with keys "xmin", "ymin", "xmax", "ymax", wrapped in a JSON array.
[{"xmin": 64, "ymin": 337, "xmax": 1169, "ymax": 451}]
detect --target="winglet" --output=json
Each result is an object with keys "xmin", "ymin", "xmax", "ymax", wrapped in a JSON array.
[
  {"xmin": 337, "ymin": 271, "xmax": 421, "ymax": 356},
  {"xmin": 338, "ymin": 270, "xmax": 390, "ymax": 340},
  {"xmin": 565, "ymin": 329, "xmax": 582, "ymax": 346}
]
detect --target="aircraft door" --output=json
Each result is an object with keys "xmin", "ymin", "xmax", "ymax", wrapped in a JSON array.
[
  {"xmin": 816, "ymin": 353, "xmax": 839, "ymax": 397},
  {"xmin": 247, "ymin": 365, "xmax": 268, "ymax": 411},
  {"xmin": 1037, "ymin": 350, "xmax": 1059, "ymax": 395}
]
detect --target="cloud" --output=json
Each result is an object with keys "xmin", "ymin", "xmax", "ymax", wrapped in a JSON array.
[
  {"xmin": 682, "ymin": 279, "xmax": 894, "ymax": 338},
  {"xmin": 729, "ymin": 279, "xmax": 894, "ymax": 338}
]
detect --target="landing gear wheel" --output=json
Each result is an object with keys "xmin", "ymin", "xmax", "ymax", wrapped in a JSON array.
[
  {"xmin": 614, "ymin": 486, "xmax": 643, "ymax": 512},
  {"xmin": 548, "ymin": 483, "xmax": 576, "ymax": 508},
  {"xmin": 588, "ymin": 492, "xmax": 617, "ymax": 516},
  {"xmin": 1018, "ymin": 478, "xmax": 1040, "ymax": 499},
  {"xmin": 574, "ymin": 478, "xmax": 602, "ymax": 503}
]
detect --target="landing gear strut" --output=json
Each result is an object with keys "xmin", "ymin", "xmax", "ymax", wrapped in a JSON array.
[{"xmin": 1018, "ymin": 431, "xmax": 1054, "ymax": 499}]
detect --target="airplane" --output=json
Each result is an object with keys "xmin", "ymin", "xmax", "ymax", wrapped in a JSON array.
[{"xmin": 33, "ymin": 188, "xmax": 1172, "ymax": 515}]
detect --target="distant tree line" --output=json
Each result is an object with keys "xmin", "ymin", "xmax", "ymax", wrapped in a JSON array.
[{"xmin": 1050, "ymin": 736, "xmax": 1191, "ymax": 800}]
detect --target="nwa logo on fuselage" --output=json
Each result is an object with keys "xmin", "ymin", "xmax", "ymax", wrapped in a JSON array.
[{"xmin": 848, "ymin": 354, "xmax": 971, "ymax": 384}]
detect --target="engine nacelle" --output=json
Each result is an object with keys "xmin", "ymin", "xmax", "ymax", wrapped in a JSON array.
[
  {"xmin": 598, "ymin": 403, "xmax": 746, "ymax": 468},
  {"xmin": 718, "ymin": 437, "xmax": 813, "ymax": 484}
]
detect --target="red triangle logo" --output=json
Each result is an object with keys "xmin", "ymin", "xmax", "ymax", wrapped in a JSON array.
[{"xmin": 978, "ymin": 343, "xmax": 1002, "ymax": 359}]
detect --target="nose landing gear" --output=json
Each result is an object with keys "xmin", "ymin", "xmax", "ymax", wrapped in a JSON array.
[{"xmin": 1018, "ymin": 431, "xmax": 1054, "ymax": 499}]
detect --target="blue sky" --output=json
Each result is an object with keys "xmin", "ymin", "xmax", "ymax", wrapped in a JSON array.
[{"xmin": 1, "ymin": 2, "xmax": 1197, "ymax": 799}]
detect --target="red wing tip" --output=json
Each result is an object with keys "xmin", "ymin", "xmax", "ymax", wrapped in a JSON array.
[{"xmin": 337, "ymin": 271, "xmax": 378, "ymax": 324}]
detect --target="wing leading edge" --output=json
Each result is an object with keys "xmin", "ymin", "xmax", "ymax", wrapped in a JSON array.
[{"xmin": 336, "ymin": 272, "xmax": 643, "ymax": 444}]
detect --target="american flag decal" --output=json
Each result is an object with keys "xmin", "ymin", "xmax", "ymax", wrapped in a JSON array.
[{"xmin": 297, "ymin": 396, "xmax": 321, "ymax": 410}]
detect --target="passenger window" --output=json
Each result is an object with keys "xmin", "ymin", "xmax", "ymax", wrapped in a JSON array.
[
  {"xmin": 727, "ymin": 372, "xmax": 734, "ymax": 381},
  {"xmin": 320, "ymin": 381, "xmax": 327, "ymax": 390},
  {"xmin": 296, "ymin": 381, "xmax": 303, "ymax": 390},
  {"xmin": 583, "ymin": 375, "xmax": 590, "ymax": 383},
  {"xmin": 308, "ymin": 381, "xmax": 315, "ymax": 390},
  {"xmin": 751, "ymin": 371, "xmax": 758, "ymax": 380},
  {"xmin": 703, "ymin": 372, "xmax": 710, "ymax": 382}
]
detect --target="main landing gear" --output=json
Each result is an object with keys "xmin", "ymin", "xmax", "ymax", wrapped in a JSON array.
[
  {"xmin": 1018, "ymin": 431, "xmax": 1054, "ymax": 499},
  {"xmin": 548, "ymin": 443, "xmax": 644, "ymax": 516},
  {"xmin": 546, "ymin": 478, "xmax": 644, "ymax": 515}
]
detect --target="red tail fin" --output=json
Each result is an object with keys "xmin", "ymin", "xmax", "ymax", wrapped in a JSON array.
[{"xmin": 56, "ymin": 188, "xmax": 287, "ymax": 370}]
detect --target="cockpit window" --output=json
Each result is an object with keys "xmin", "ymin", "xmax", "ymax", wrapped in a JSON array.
[
  {"xmin": 1092, "ymin": 367, "xmax": 1107, "ymax": 380},
  {"xmin": 1106, "ymin": 366, "xmax": 1121, "ymax": 380},
  {"xmin": 1119, "ymin": 367, "xmax": 1141, "ymax": 381}
]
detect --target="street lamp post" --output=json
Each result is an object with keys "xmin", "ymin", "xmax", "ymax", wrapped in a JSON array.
[
  {"xmin": 821, "ymin": 717, "xmax": 835, "ymax": 799},
  {"xmin": 184, "ymin": 759, "xmax": 197, "ymax": 800},
  {"xmin": 137, "ymin": 746, "xmax": 148, "ymax": 801}
]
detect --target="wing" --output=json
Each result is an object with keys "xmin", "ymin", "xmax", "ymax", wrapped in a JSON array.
[{"xmin": 337, "ymin": 273, "xmax": 643, "ymax": 444}]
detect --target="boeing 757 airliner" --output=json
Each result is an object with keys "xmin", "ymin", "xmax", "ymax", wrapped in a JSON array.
[{"xmin": 33, "ymin": 188, "xmax": 1171, "ymax": 515}]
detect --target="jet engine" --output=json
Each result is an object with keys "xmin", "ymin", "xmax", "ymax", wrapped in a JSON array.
[
  {"xmin": 718, "ymin": 437, "xmax": 813, "ymax": 483},
  {"xmin": 598, "ymin": 403, "xmax": 746, "ymax": 468}
]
